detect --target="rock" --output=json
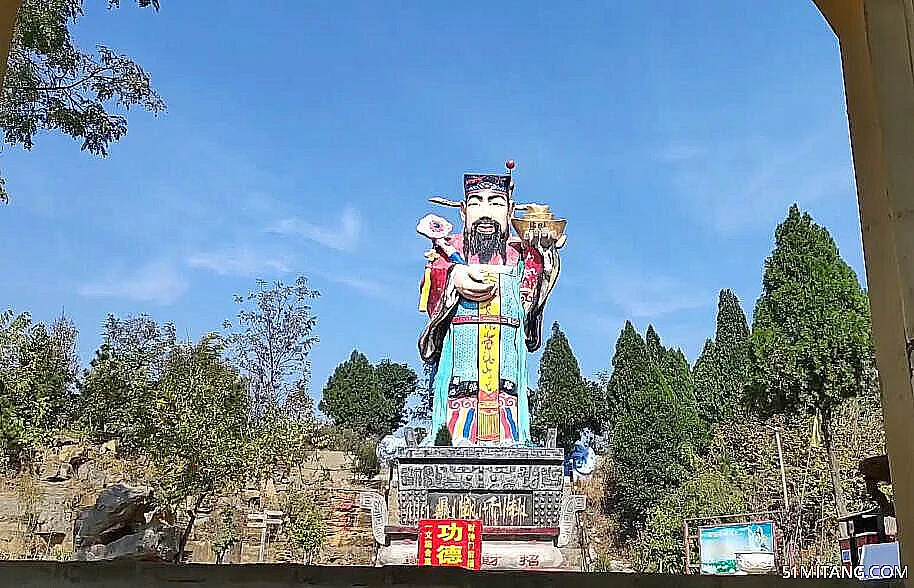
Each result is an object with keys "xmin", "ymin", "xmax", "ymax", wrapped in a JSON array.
[
  {"xmin": 100, "ymin": 439, "xmax": 117, "ymax": 454},
  {"xmin": 261, "ymin": 478, "xmax": 277, "ymax": 507},
  {"xmin": 40, "ymin": 440, "xmax": 88, "ymax": 481},
  {"xmin": 76, "ymin": 463, "xmax": 108, "ymax": 487},
  {"xmin": 81, "ymin": 524, "xmax": 179, "ymax": 562},
  {"xmin": 73, "ymin": 484, "xmax": 178, "ymax": 563},
  {"xmin": 37, "ymin": 488, "xmax": 71, "ymax": 535},
  {"xmin": 74, "ymin": 484, "xmax": 151, "ymax": 548}
]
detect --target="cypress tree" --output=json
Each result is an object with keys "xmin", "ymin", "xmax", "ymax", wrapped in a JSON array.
[
  {"xmin": 607, "ymin": 321, "xmax": 649, "ymax": 418},
  {"xmin": 715, "ymin": 290, "xmax": 750, "ymax": 412},
  {"xmin": 693, "ymin": 290, "xmax": 751, "ymax": 427},
  {"xmin": 608, "ymin": 322, "xmax": 700, "ymax": 536},
  {"xmin": 746, "ymin": 204, "xmax": 875, "ymax": 516},
  {"xmin": 645, "ymin": 325, "xmax": 664, "ymax": 366},
  {"xmin": 434, "ymin": 424, "xmax": 452, "ymax": 446},
  {"xmin": 693, "ymin": 338, "xmax": 722, "ymax": 426},
  {"xmin": 533, "ymin": 323, "xmax": 601, "ymax": 451}
]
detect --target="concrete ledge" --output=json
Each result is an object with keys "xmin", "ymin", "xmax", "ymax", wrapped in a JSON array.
[{"xmin": 0, "ymin": 562, "xmax": 902, "ymax": 588}]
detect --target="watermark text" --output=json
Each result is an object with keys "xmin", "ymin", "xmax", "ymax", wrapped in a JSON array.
[{"xmin": 782, "ymin": 565, "xmax": 908, "ymax": 579}]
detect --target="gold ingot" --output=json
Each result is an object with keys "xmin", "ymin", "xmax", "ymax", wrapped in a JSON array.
[{"xmin": 511, "ymin": 204, "xmax": 566, "ymax": 238}]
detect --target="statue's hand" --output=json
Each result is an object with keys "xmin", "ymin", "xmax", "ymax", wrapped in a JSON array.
[{"xmin": 452, "ymin": 265, "xmax": 497, "ymax": 302}]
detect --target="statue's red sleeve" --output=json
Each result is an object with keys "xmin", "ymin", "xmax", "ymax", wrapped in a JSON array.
[
  {"xmin": 419, "ymin": 255, "xmax": 454, "ymax": 315},
  {"xmin": 520, "ymin": 244, "xmax": 544, "ymax": 306}
]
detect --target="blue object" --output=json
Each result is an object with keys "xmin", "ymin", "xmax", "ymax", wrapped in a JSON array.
[
  {"xmin": 860, "ymin": 542, "xmax": 901, "ymax": 580},
  {"xmin": 564, "ymin": 440, "xmax": 596, "ymax": 476}
]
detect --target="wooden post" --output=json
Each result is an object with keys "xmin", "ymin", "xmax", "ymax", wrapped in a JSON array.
[
  {"xmin": 683, "ymin": 519, "xmax": 690, "ymax": 574},
  {"xmin": 258, "ymin": 524, "xmax": 267, "ymax": 563},
  {"xmin": 812, "ymin": 2, "xmax": 914, "ymax": 584}
]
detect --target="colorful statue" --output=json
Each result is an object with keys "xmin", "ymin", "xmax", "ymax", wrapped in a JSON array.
[{"xmin": 416, "ymin": 161, "xmax": 566, "ymax": 446}]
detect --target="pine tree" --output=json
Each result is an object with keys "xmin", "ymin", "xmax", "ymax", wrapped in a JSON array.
[
  {"xmin": 612, "ymin": 361, "xmax": 691, "ymax": 536},
  {"xmin": 660, "ymin": 345, "xmax": 704, "ymax": 450},
  {"xmin": 533, "ymin": 323, "xmax": 602, "ymax": 450},
  {"xmin": 746, "ymin": 204, "xmax": 875, "ymax": 516}
]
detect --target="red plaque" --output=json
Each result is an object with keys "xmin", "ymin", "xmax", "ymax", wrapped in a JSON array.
[{"xmin": 417, "ymin": 519, "xmax": 482, "ymax": 570}]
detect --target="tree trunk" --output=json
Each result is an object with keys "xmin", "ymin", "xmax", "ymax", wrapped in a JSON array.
[
  {"xmin": 821, "ymin": 411, "xmax": 847, "ymax": 516},
  {"xmin": 176, "ymin": 494, "xmax": 206, "ymax": 563}
]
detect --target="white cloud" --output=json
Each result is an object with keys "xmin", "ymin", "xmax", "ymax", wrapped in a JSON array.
[
  {"xmin": 78, "ymin": 261, "xmax": 187, "ymax": 305},
  {"xmin": 268, "ymin": 206, "xmax": 361, "ymax": 252},
  {"xmin": 658, "ymin": 130, "xmax": 854, "ymax": 235},
  {"xmin": 187, "ymin": 248, "xmax": 290, "ymax": 277},
  {"xmin": 321, "ymin": 274, "xmax": 386, "ymax": 297},
  {"xmin": 599, "ymin": 268, "xmax": 711, "ymax": 319},
  {"xmin": 312, "ymin": 270, "xmax": 418, "ymax": 308}
]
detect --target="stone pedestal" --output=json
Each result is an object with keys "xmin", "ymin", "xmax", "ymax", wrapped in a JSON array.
[{"xmin": 361, "ymin": 446, "xmax": 585, "ymax": 571}]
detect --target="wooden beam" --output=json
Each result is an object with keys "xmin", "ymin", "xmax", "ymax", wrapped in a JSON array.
[
  {"xmin": 812, "ymin": 0, "xmax": 861, "ymax": 38},
  {"xmin": 814, "ymin": 1, "xmax": 914, "ymax": 585},
  {"xmin": 0, "ymin": 0, "xmax": 21, "ymax": 92}
]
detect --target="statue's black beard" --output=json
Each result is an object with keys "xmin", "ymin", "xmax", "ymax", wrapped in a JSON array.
[{"xmin": 466, "ymin": 217, "xmax": 508, "ymax": 264}]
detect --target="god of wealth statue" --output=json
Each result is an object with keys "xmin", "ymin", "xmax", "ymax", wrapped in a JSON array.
[{"xmin": 416, "ymin": 161, "xmax": 566, "ymax": 446}]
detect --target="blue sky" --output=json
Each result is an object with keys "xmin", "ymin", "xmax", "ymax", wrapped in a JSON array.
[{"xmin": 0, "ymin": 1, "xmax": 865, "ymax": 406}]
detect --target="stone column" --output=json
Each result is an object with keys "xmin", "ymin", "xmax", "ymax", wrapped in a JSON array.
[{"xmin": 813, "ymin": 1, "xmax": 914, "ymax": 582}]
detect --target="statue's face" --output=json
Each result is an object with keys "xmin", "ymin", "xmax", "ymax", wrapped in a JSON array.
[
  {"xmin": 462, "ymin": 189, "xmax": 511, "ymax": 236},
  {"xmin": 461, "ymin": 189, "xmax": 512, "ymax": 263}
]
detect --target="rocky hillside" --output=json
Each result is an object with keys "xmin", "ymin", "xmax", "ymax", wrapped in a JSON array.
[{"xmin": 0, "ymin": 437, "xmax": 378, "ymax": 564}]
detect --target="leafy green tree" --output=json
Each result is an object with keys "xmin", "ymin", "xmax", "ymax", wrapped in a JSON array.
[
  {"xmin": 252, "ymin": 395, "xmax": 324, "ymax": 478},
  {"xmin": 1, "ymin": 0, "xmax": 165, "ymax": 203},
  {"xmin": 148, "ymin": 334, "xmax": 252, "ymax": 562},
  {"xmin": 77, "ymin": 314, "xmax": 175, "ymax": 450},
  {"xmin": 223, "ymin": 276, "xmax": 320, "ymax": 419},
  {"xmin": 0, "ymin": 310, "xmax": 79, "ymax": 465},
  {"xmin": 375, "ymin": 359, "xmax": 417, "ymax": 431},
  {"xmin": 284, "ymin": 492, "xmax": 327, "ymax": 564},
  {"xmin": 208, "ymin": 504, "xmax": 240, "ymax": 565},
  {"xmin": 533, "ymin": 322, "xmax": 603, "ymax": 450},
  {"xmin": 408, "ymin": 364, "xmax": 435, "ymax": 425},
  {"xmin": 746, "ymin": 204, "xmax": 875, "ymax": 516},
  {"xmin": 319, "ymin": 350, "xmax": 415, "ymax": 438},
  {"xmin": 635, "ymin": 460, "xmax": 746, "ymax": 573}
]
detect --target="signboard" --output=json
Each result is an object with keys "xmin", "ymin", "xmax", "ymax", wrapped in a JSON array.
[
  {"xmin": 417, "ymin": 519, "xmax": 482, "ymax": 570},
  {"xmin": 698, "ymin": 521, "xmax": 775, "ymax": 575}
]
